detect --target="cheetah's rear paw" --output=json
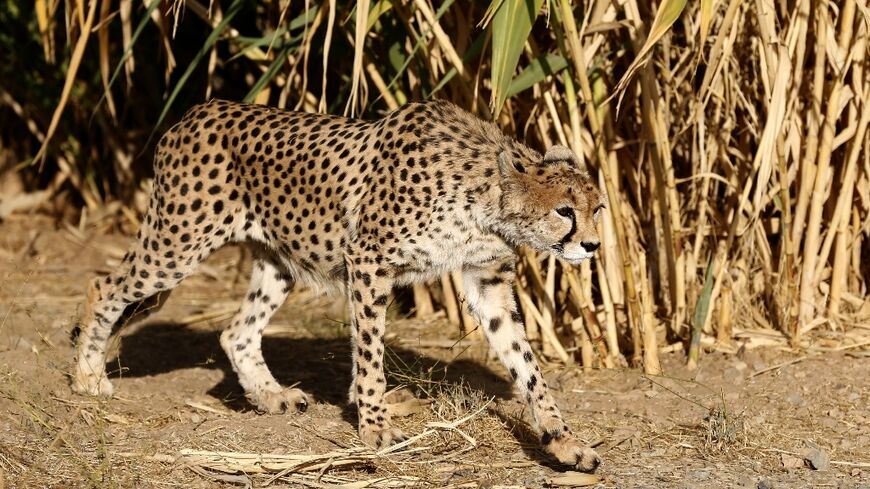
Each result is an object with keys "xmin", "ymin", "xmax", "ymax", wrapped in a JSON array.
[
  {"xmin": 360, "ymin": 424, "xmax": 407, "ymax": 450},
  {"xmin": 250, "ymin": 388, "xmax": 309, "ymax": 414},
  {"xmin": 546, "ymin": 434, "xmax": 601, "ymax": 472},
  {"xmin": 71, "ymin": 370, "xmax": 114, "ymax": 398}
]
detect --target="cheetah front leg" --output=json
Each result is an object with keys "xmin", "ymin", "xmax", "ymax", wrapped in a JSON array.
[
  {"xmin": 346, "ymin": 260, "xmax": 406, "ymax": 449},
  {"xmin": 463, "ymin": 259, "xmax": 601, "ymax": 472}
]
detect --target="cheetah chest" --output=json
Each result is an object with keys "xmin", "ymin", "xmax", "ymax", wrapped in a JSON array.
[{"xmin": 390, "ymin": 227, "xmax": 512, "ymax": 285}]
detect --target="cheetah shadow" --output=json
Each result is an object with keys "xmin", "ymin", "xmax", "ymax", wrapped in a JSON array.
[
  {"xmin": 107, "ymin": 321, "xmax": 567, "ymax": 467},
  {"xmin": 109, "ymin": 320, "xmax": 518, "ymax": 404}
]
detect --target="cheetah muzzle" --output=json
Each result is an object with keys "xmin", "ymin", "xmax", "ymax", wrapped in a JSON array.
[{"xmin": 72, "ymin": 99, "xmax": 605, "ymax": 472}]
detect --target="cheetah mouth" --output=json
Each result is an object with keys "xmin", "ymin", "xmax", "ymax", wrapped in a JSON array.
[{"xmin": 559, "ymin": 251, "xmax": 594, "ymax": 264}]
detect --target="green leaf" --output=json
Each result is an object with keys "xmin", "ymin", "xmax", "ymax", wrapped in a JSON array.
[
  {"xmin": 479, "ymin": 0, "xmax": 506, "ymax": 27},
  {"xmin": 490, "ymin": 0, "xmax": 544, "ymax": 117},
  {"xmin": 699, "ymin": 0, "xmax": 713, "ymax": 47},
  {"xmin": 229, "ymin": 7, "xmax": 314, "ymax": 62},
  {"xmin": 367, "ymin": 0, "xmax": 394, "ymax": 31},
  {"xmin": 244, "ymin": 44, "xmax": 293, "ymax": 103},
  {"xmin": 95, "ymin": 0, "xmax": 162, "ymax": 114},
  {"xmin": 147, "ymin": 0, "xmax": 245, "ymax": 145},
  {"xmin": 230, "ymin": 29, "xmax": 305, "ymax": 61},
  {"xmin": 288, "ymin": 5, "xmax": 321, "ymax": 30},
  {"xmin": 688, "ymin": 259, "xmax": 714, "ymax": 365},
  {"xmin": 380, "ymin": 0, "xmax": 455, "ymax": 98},
  {"xmin": 608, "ymin": 0, "xmax": 688, "ymax": 110},
  {"xmin": 428, "ymin": 31, "xmax": 487, "ymax": 98},
  {"xmin": 388, "ymin": 41, "xmax": 406, "ymax": 73},
  {"xmin": 506, "ymin": 53, "xmax": 567, "ymax": 98}
]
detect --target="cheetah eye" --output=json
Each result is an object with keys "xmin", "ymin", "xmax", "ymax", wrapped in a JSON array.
[
  {"xmin": 593, "ymin": 204, "xmax": 605, "ymax": 221},
  {"xmin": 555, "ymin": 206, "xmax": 574, "ymax": 218}
]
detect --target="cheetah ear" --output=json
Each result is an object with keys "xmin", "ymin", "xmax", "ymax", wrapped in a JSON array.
[
  {"xmin": 498, "ymin": 151, "xmax": 525, "ymax": 177},
  {"xmin": 543, "ymin": 145, "xmax": 580, "ymax": 167}
]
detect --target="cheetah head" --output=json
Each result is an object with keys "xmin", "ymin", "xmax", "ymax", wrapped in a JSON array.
[{"xmin": 495, "ymin": 145, "xmax": 605, "ymax": 264}]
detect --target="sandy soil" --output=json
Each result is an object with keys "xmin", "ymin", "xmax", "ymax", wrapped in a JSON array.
[{"xmin": 0, "ymin": 216, "xmax": 868, "ymax": 488}]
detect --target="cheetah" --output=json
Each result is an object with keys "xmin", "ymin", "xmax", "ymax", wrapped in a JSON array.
[{"xmin": 72, "ymin": 99, "xmax": 605, "ymax": 471}]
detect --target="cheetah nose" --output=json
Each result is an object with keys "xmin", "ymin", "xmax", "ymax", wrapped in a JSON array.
[{"xmin": 581, "ymin": 241, "xmax": 600, "ymax": 252}]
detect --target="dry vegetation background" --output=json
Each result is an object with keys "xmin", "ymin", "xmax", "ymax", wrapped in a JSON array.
[
  {"xmin": 0, "ymin": 0, "xmax": 870, "ymax": 486},
  {"xmin": 2, "ymin": 0, "xmax": 868, "ymax": 368}
]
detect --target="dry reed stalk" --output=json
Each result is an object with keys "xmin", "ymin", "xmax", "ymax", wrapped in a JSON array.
[
  {"xmin": 97, "ymin": 0, "xmax": 117, "ymax": 121},
  {"xmin": 515, "ymin": 261, "xmax": 540, "ymax": 343},
  {"xmin": 798, "ymin": 0, "xmax": 857, "ymax": 337},
  {"xmin": 593, "ymin": 249, "xmax": 621, "ymax": 364},
  {"xmin": 522, "ymin": 251, "xmax": 569, "ymax": 362},
  {"xmin": 717, "ymin": 284, "xmax": 733, "ymax": 347},
  {"xmin": 574, "ymin": 317, "xmax": 594, "ymax": 368},
  {"xmin": 440, "ymin": 273, "xmax": 461, "ymax": 326},
  {"xmin": 774, "ymin": 0, "xmax": 812, "ymax": 335},
  {"xmin": 346, "ymin": 0, "xmax": 370, "ymax": 117},
  {"xmin": 292, "ymin": 1, "xmax": 323, "ymax": 111},
  {"xmin": 625, "ymin": 0, "xmax": 686, "ymax": 339},
  {"xmin": 177, "ymin": 307, "xmax": 239, "ymax": 326},
  {"xmin": 638, "ymin": 254, "xmax": 661, "ymax": 375},
  {"xmin": 412, "ymin": 284, "xmax": 435, "ymax": 318},
  {"xmin": 543, "ymin": 91, "xmax": 569, "ymax": 146},
  {"xmin": 318, "ymin": 0, "xmax": 337, "ymax": 114},
  {"xmin": 179, "ymin": 448, "xmax": 374, "ymax": 474},
  {"xmin": 562, "ymin": 72, "xmax": 586, "ymax": 169},
  {"xmin": 450, "ymin": 271, "xmax": 480, "ymax": 339},
  {"xmin": 558, "ymin": 0, "xmax": 642, "ymax": 364},
  {"xmin": 829, "ymin": 79, "xmax": 869, "ymax": 316},
  {"xmin": 543, "ymin": 255, "xmax": 558, "ymax": 353},
  {"xmin": 365, "ymin": 57, "xmax": 400, "ymax": 110},
  {"xmin": 33, "ymin": 0, "xmax": 98, "ymax": 166},
  {"xmin": 563, "ymin": 266, "xmax": 613, "ymax": 367},
  {"xmin": 548, "ymin": 62, "xmax": 620, "ymax": 362},
  {"xmin": 791, "ymin": 0, "xmax": 828, "ymax": 252},
  {"xmin": 516, "ymin": 283, "xmax": 569, "ymax": 362}
]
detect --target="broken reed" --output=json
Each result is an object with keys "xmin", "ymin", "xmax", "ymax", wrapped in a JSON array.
[{"xmin": 9, "ymin": 0, "xmax": 870, "ymax": 370}]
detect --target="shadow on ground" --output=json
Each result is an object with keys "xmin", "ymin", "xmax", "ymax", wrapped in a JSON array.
[{"xmin": 108, "ymin": 322, "xmax": 510, "ymax": 411}]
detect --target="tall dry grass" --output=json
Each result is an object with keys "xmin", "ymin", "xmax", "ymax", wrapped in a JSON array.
[{"xmin": 1, "ymin": 0, "xmax": 868, "ymax": 370}]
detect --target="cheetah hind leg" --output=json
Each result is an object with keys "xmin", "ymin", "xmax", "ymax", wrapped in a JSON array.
[
  {"xmin": 72, "ymin": 249, "xmax": 189, "ymax": 397},
  {"xmin": 72, "ymin": 276, "xmax": 125, "ymax": 397},
  {"xmin": 219, "ymin": 253, "xmax": 309, "ymax": 414},
  {"xmin": 73, "ymin": 208, "xmax": 225, "ymax": 398}
]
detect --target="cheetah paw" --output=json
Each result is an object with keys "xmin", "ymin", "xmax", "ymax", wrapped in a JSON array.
[
  {"xmin": 71, "ymin": 370, "xmax": 114, "ymax": 398},
  {"xmin": 547, "ymin": 435, "xmax": 601, "ymax": 472},
  {"xmin": 359, "ymin": 424, "xmax": 407, "ymax": 450},
  {"xmin": 250, "ymin": 388, "xmax": 309, "ymax": 414}
]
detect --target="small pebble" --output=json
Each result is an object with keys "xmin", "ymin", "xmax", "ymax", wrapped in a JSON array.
[
  {"xmin": 804, "ymin": 447, "xmax": 830, "ymax": 471},
  {"xmin": 734, "ymin": 475, "xmax": 754, "ymax": 488},
  {"xmin": 757, "ymin": 480, "xmax": 774, "ymax": 489},
  {"xmin": 785, "ymin": 392, "xmax": 803, "ymax": 405}
]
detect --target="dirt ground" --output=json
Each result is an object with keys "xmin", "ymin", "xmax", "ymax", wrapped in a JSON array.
[{"xmin": 1, "ymin": 216, "xmax": 868, "ymax": 488}]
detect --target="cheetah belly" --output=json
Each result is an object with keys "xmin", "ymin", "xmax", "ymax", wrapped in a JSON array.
[{"xmin": 238, "ymin": 213, "xmax": 349, "ymax": 294}]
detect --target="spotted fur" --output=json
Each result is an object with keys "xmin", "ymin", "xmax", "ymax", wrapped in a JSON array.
[{"xmin": 72, "ymin": 99, "xmax": 604, "ymax": 471}]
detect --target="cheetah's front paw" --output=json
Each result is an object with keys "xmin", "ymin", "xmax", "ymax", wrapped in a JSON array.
[
  {"xmin": 545, "ymin": 433, "xmax": 601, "ymax": 472},
  {"xmin": 71, "ymin": 369, "xmax": 114, "ymax": 398},
  {"xmin": 249, "ymin": 388, "xmax": 309, "ymax": 414},
  {"xmin": 360, "ymin": 424, "xmax": 407, "ymax": 450}
]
